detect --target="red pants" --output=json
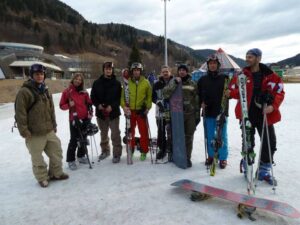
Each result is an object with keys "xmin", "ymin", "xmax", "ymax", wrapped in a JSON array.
[{"xmin": 130, "ymin": 111, "xmax": 149, "ymax": 153}]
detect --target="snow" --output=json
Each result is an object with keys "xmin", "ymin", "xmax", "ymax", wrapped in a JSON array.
[{"xmin": 0, "ymin": 84, "xmax": 300, "ymax": 225}]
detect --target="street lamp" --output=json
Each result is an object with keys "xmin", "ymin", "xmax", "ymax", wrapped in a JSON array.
[{"xmin": 162, "ymin": 0, "xmax": 170, "ymax": 66}]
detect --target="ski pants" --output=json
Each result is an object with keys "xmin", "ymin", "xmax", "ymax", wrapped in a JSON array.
[
  {"xmin": 25, "ymin": 131, "xmax": 64, "ymax": 182},
  {"xmin": 242, "ymin": 121, "xmax": 277, "ymax": 164},
  {"xmin": 156, "ymin": 117, "xmax": 172, "ymax": 153},
  {"xmin": 184, "ymin": 113, "xmax": 196, "ymax": 160},
  {"xmin": 130, "ymin": 111, "xmax": 149, "ymax": 153},
  {"xmin": 66, "ymin": 122, "xmax": 86, "ymax": 162},
  {"xmin": 97, "ymin": 117, "xmax": 122, "ymax": 157},
  {"xmin": 205, "ymin": 117, "xmax": 228, "ymax": 160}
]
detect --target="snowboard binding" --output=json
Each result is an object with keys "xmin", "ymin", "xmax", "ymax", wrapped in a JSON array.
[{"xmin": 237, "ymin": 203, "xmax": 256, "ymax": 221}]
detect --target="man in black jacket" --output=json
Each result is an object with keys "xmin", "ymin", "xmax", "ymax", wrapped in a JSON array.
[
  {"xmin": 197, "ymin": 55, "xmax": 229, "ymax": 169},
  {"xmin": 152, "ymin": 65, "xmax": 172, "ymax": 160},
  {"xmin": 91, "ymin": 62, "xmax": 122, "ymax": 163}
]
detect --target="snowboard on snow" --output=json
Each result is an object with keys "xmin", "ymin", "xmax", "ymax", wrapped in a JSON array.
[
  {"xmin": 170, "ymin": 83, "xmax": 187, "ymax": 169},
  {"xmin": 171, "ymin": 179, "xmax": 300, "ymax": 219}
]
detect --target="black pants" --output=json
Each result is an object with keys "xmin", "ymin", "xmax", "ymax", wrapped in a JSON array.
[
  {"xmin": 66, "ymin": 122, "xmax": 87, "ymax": 162},
  {"xmin": 242, "ymin": 120, "xmax": 277, "ymax": 164},
  {"xmin": 156, "ymin": 117, "xmax": 172, "ymax": 154}
]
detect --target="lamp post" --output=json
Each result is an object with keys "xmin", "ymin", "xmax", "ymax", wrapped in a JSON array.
[{"xmin": 163, "ymin": 0, "xmax": 170, "ymax": 66}]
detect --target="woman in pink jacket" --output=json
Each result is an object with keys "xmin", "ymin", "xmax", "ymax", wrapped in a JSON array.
[{"xmin": 60, "ymin": 74, "xmax": 93, "ymax": 170}]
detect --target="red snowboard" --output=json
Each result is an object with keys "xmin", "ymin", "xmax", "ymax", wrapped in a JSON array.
[{"xmin": 171, "ymin": 179, "xmax": 300, "ymax": 219}]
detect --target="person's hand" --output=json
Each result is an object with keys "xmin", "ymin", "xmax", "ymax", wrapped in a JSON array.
[
  {"xmin": 201, "ymin": 102, "xmax": 206, "ymax": 109},
  {"xmin": 54, "ymin": 127, "xmax": 57, "ymax": 133},
  {"xmin": 98, "ymin": 104, "xmax": 104, "ymax": 110},
  {"xmin": 175, "ymin": 77, "xmax": 181, "ymax": 83},
  {"xmin": 24, "ymin": 132, "xmax": 32, "ymax": 139},
  {"xmin": 69, "ymin": 100, "xmax": 75, "ymax": 107},
  {"xmin": 144, "ymin": 109, "xmax": 149, "ymax": 115},
  {"xmin": 264, "ymin": 105, "xmax": 274, "ymax": 114},
  {"xmin": 123, "ymin": 106, "xmax": 130, "ymax": 116},
  {"xmin": 106, "ymin": 105, "xmax": 112, "ymax": 113},
  {"xmin": 225, "ymin": 89, "xmax": 231, "ymax": 98}
]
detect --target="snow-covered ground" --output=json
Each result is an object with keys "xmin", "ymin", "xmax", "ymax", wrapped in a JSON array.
[{"xmin": 0, "ymin": 84, "xmax": 299, "ymax": 225}]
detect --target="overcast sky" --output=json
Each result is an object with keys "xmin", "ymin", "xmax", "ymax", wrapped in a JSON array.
[{"xmin": 60, "ymin": 0, "xmax": 300, "ymax": 62}]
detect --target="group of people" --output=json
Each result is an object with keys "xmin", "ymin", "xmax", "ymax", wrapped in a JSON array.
[{"xmin": 15, "ymin": 48, "xmax": 285, "ymax": 188}]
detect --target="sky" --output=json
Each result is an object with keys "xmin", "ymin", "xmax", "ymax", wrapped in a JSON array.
[{"xmin": 60, "ymin": 0, "xmax": 300, "ymax": 63}]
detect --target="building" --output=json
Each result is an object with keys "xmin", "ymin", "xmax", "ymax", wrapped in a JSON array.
[{"xmin": 0, "ymin": 42, "xmax": 92, "ymax": 79}]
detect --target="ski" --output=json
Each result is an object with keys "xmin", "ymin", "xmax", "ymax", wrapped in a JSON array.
[
  {"xmin": 122, "ymin": 79, "xmax": 133, "ymax": 165},
  {"xmin": 238, "ymin": 73, "xmax": 256, "ymax": 194},
  {"xmin": 210, "ymin": 76, "xmax": 230, "ymax": 176}
]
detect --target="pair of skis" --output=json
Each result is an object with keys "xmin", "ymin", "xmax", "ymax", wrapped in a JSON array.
[{"xmin": 207, "ymin": 76, "xmax": 230, "ymax": 176}]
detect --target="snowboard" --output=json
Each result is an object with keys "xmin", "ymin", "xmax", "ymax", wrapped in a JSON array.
[
  {"xmin": 171, "ymin": 179, "xmax": 300, "ymax": 219},
  {"xmin": 170, "ymin": 83, "xmax": 187, "ymax": 169}
]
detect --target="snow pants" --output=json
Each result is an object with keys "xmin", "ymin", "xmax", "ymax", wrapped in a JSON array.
[
  {"xmin": 25, "ymin": 131, "xmax": 64, "ymax": 182},
  {"xmin": 206, "ymin": 117, "xmax": 228, "ymax": 160},
  {"xmin": 130, "ymin": 111, "xmax": 149, "ymax": 153},
  {"xmin": 97, "ymin": 117, "xmax": 122, "ymax": 157}
]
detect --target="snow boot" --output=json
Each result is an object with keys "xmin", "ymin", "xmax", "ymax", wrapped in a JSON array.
[
  {"xmin": 50, "ymin": 173, "xmax": 69, "ymax": 181},
  {"xmin": 258, "ymin": 162, "xmax": 277, "ymax": 186},
  {"xmin": 68, "ymin": 161, "xmax": 77, "ymax": 170},
  {"xmin": 112, "ymin": 156, "xmax": 121, "ymax": 163},
  {"xmin": 156, "ymin": 149, "xmax": 166, "ymax": 160},
  {"xmin": 78, "ymin": 157, "xmax": 89, "ymax": 164},
  {"xmin": 39, "ymin": 180, "xmax": 49, "ymax": 188},
  {"xmin": 98, "ymin": 152, "xmax": 110, "ymax": 161},
  {"xmin": 140, "ymin": 153, "xmax": 147, "ymax": 161},
  {"xmin": 219, "ymin": 160, "xmax": 227, "ymax": 169}
]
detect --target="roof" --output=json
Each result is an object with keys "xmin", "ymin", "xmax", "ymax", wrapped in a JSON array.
[
  {"xmin": 0, "ymin": 42, "xmax": 44, "ymax": 51},
  {"xmin": 9, "ymin": 61, "xmax": 62, "ymax": 72},
  {"xmin": 200, "ymin": 48, "xmax": 241, "ymax": 71}
]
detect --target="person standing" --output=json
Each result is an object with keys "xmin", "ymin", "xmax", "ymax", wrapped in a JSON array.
[
  {"xmin": 152, "ymin": 65, "xmax": 173, "ymax": 160},
  {"xmin": 15, "ymin": 63, "xmax": 69, "ymax": 188},
  {"xmin": 60, "ymin": 73, "xmax": 93, "ymax": 170},
  {"xmin": 228, "ymin": 48, "xmax": 285, "ymax": 184},
  {"xmin": 163, "ymin": 64, "xmax": 199, "ymax": 167},
  {"xmin": 197, "ymin": 55, "xmax": 229, "ymax": 169},
  {"xmin": 91, "ymin": 62, "xmax": 122, "ymax": 163},
  {"xmin": 121, "ymin": 62, "xmax": 152, "ymax": 161}
]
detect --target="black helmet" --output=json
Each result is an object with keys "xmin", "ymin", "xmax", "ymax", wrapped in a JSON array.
[
  {"xmin": 130, "ymin": 62, "xmax": 143, "ymax": 72},
  {"xmin": 206, "ymin": 55, "xmax": 221, "ymax": 67},
  {"xmin": 177, "ymin": 64, "xmax": 189, "ymax": 72},
  {"xmin": 30, "ymin": 63, "xmax": 46, "ymax": 77}
]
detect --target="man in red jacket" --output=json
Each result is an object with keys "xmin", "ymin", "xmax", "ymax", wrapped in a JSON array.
[{"xmin": 228, "ymin": 48, "xmax": 285, "ymax": 185}]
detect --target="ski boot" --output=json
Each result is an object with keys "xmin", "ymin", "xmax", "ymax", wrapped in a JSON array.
[
  {"xmin": 219, "ymin": 160, "xmax": 227, "ymax": 169},
  {"xmin": 205, "ymin": 157, "xmax": 213, "ymax": 166},
  {"xmin": 258, "ymin": 162, "xmax": 277, "ymax": 186}
]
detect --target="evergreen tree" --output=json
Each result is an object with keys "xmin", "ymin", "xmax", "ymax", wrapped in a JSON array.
[{"xmin": 128, "ymin": 44, "xmax": 142, "ymax": 67}]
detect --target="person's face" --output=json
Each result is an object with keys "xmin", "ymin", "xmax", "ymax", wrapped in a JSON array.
[
  {"xmin": 32, "ymin": 72, "xmax": 44, "ymax": 84},
  {"xmin": 133, "ymin": 68, "xmax": 141, "ymax": 78},
  {"xmin": 246, "ymin": 54, "xmax": 261, "ymax": 67},
  {"xmin": 124, "ymin": 70, "xmax": 129, "ymax": 78},
  {"xmin": 178, "ymin": 68, "xmax": 187, "ymax": 77},
  {"xmin": 73, "ymin": 76, "xmax": 83, "ymax": 87},
  {"xmin": 208, "ymin": 60, "xmax": 218, "ymax": 72},
  {"xmin": 104, "ymin": 67, "xmax": 113, "ymax": 76},
  {"xmin": 161, "ymin": 68, "xmax": 170, "ymax": 80}
]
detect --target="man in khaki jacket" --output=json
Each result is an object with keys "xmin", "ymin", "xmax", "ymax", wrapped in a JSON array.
[{"xmin": 15, "ymin": 64, "xmax": 69, "ymax": 188}]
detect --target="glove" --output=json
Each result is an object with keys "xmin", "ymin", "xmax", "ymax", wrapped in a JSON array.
[
  {"xmin": 261, "ymin": 91, "xmax": 274, "ymax": 105},
  {"xmin": 156, "ymin": 100, "xmax": 164, "ymax": 112},
  {"xmin": 72, "ymin": 117, "xmax": 82, "ymax": 128}
]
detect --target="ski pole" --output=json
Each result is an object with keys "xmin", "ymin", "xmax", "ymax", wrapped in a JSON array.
[
  {"xmin": 146, "ymin": 116, "xmax": 154, "ymax": 164},
  {"xmin": 202, "ymin": 106, "xmax": 209, "ymax": 172},
  {"xmin": 263, "ymin": 104, "xmax": 276, "ymax": 193}
]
